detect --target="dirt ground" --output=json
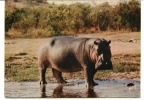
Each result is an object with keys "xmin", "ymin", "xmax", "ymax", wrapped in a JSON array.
[{"xmin": 5, "ymin": 32, "xmax": 140, "ymax": 56}]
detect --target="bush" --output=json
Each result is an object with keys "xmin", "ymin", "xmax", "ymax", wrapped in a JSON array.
[{"xmin": 5, "ymin": 0, "xmax": 141, "ymax": 38}]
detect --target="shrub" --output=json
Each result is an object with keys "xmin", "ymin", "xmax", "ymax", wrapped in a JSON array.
[{"xmin": 5, "ymin": 0, "xmax": 141, "ymax": 38}]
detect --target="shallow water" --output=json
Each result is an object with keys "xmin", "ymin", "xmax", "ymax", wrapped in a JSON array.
[{"xmin": 5, "ymin": 79, "xmax": 140, "ymax": 98}]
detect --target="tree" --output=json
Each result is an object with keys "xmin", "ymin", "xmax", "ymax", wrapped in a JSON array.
[
  {"xmin": 13, "ymin": 0, "xmax": 18, "ymax": 2},
  {"xmin": 116, "ymin": 0, "xmax": 140, "ymax": 31},
  {"xmin": 36, "ymin": 0, "xmax": 47, "ymax": 3},
  {"xmin": 69, "ymin": 3, "xmax": 85, "ymax": 33},
  {"xmin": 128, "ymin": 0, "xmax": 140, "ymax": 31},
  {"xmin": 96, "ymin": 2, "xmax": 113, "ymax": 31}
]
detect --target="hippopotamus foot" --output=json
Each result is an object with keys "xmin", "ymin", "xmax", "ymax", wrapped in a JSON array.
[
  {"xmin": 86, "ymin": 83, "xmax": 94, "ymax": 90},
  {"xmin": 40, "ymin": 80, "xmax": 47, "ymax": 85},
  {"xmin": 92, "ymin": 81, "xmax": 98, "ymax": 86},
  {"xmin": 91, "ymin": 70, "xmax": 98, "ymax": 86},
  {"xmin": 85, "ymin": 80, "xmax": 95, "ymax": 89},
  {"xmin": 58, "ymin": 80, "xmax": 67, "ymax": 84},
  {"xmin": 39, "ymin": 64, "xmax": 48, "ymax": 85}
]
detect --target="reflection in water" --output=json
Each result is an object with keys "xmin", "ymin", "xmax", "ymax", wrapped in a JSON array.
[
  {"xmin": 85, "ymin": 89, "xmax": 98, "ymax": 98},
  {"xmin": 40, "ymin": 84, "xmax": 46, "ymax": 98},
  {"xmin": 40, "ymin": 84, "xmax": 98, "ymax": 98},
  {"xmin": 52, "ymin": 84, "xmax": 81, "ymax": 98}
]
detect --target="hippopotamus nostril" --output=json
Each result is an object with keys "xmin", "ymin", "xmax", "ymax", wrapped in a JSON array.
[{"xmin": 106, "ymin": 62, "xmax": 108, "ymax": 65}]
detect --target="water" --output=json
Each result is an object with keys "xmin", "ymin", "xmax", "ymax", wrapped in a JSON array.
[{"xmin": 5, "ymin": 79, "xmax": 140, "ymax": 98}]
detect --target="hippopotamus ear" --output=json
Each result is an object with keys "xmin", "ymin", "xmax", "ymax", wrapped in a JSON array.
[
  {"xmin": 107, "ymin": 40, "xmax": 111, "ymax": 44},
  {"xmin": 94, "ymin": 41, "xmax": 98, "ymax": 45},
  {"xmin": 94, "ymin": 40, "xmax": 101, "ymax": 45}
]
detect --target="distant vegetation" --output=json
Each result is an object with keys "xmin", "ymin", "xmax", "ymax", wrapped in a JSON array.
[{"xmin": 5, "ymin": 0, "xmax": 140, "ymax": 38}]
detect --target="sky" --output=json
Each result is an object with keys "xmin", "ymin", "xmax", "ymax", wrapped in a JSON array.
[{"xmin": 47, "ymin": 0, "xmax": 140, "ymax": 6}]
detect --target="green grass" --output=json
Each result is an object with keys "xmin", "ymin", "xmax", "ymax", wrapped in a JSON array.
[
  {"xmin": 94, "ymin": 53, "xmax": 140, "ymax": 80},
  {"xmin": 5, "ymin": 64, "xmax": 39, "ymax": 82},
  {"xmin": 112, "ymin": 53, "xmax": 140, "ymax": 73},
  {"xmin": 5, "ymin": 52, "xmax": 140, "ymax": 82},
  {"xmin": 94, "ymin": 70, "xmax": 112, "ymax": 80},
  {"xmin": 5, "ymin": 54, "xmax": 39, "ymax": 82}
]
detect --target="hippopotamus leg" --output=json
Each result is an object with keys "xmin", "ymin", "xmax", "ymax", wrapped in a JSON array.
[
  {"xmin": 39, "ymin": 63, "xmax": 48, "ymax": 85},
  {"xmin": 91, "ymin": 70, "xmax": 98, "ymax": 86},
  {"xmin": 84, "ymin": 67, "xmax": 94, "ymax": 89},
  {"xmin": 52, "ymin": 69, "xmax": 67, "ymax": 84}
]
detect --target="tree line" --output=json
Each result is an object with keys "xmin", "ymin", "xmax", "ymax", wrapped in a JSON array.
[{"xmin": 5, "ymin": 0, "xmax": 140, "ymax": 38}]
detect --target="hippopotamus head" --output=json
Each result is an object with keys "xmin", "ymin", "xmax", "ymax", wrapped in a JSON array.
[{"xmin": 90, "ymin": 38, "xmax": 113, "ymax": 70}]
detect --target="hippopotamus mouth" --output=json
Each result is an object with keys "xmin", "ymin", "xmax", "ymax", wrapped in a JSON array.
[{"xmin": 96, "ymin": 60, "xmax": 113, "ymax": 70}]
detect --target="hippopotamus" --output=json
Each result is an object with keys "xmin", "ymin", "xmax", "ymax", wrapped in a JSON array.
[{"xmin": 38, "ymin": 36, "xmax": 112, "ymax": 89}]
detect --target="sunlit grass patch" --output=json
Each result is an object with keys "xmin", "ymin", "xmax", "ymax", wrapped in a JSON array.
[
  {"xmin": 5, "ymin": 53, "xmax": 140, "ymax": 82},
  {"xmin": 94, "ymin": 53, "xmax": 140, "ymax": 79},
  {"xmin": 94, "ymin": 70, "xmax": 111, "ymax": 80},
  {"xmin": 112, "ymin": 53, "xmax": 140, "ymax": 72},
  {"xmin": 5, "ymin": 63, "xmax": 39, "ymax": 82},
  {"xmin": 5, "ymin": 53, "xmax": 39, "ymax": 82}
]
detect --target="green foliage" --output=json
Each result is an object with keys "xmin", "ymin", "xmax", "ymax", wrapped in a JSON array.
[
  {"xmin": 96, "ymin": 2, "xmax": 113, "ymax": 31},
  {"xmin": 112, "ymin": 53, "xmax": 140, "ymax": 73},
  {"xmin": 5, "ymin": 0, "xmax": 141, "ymax": 38},
  {"xmin": 37, "ymin": 0, "xmax": 43, "ymax": 3},
  {"xmin": 116, "ymin": 0, "xmax": 140, "ymax": 31}
]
